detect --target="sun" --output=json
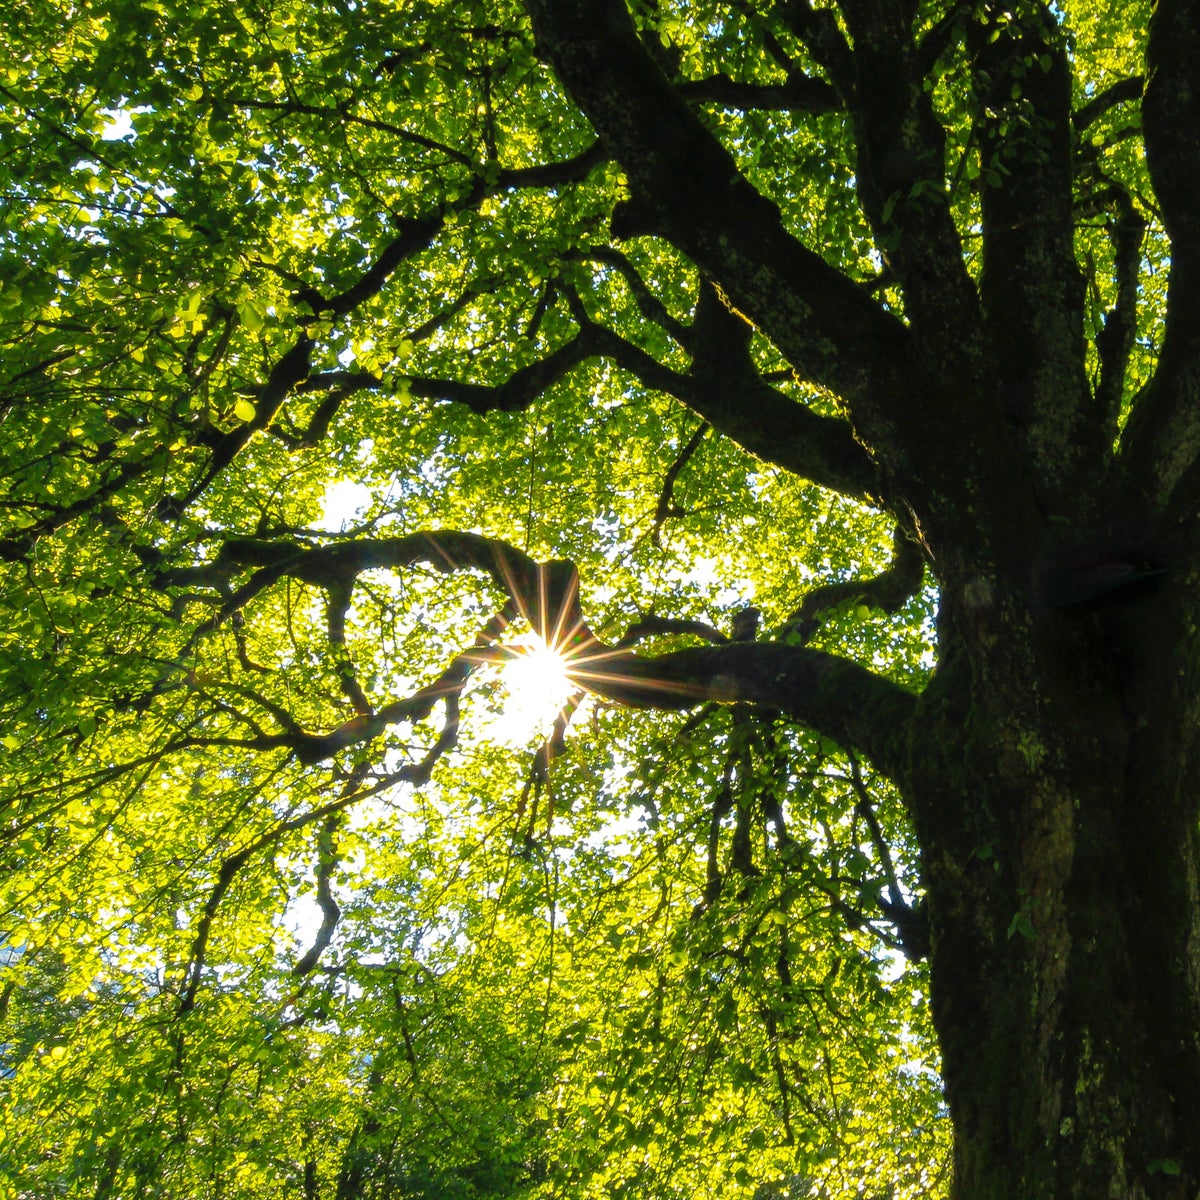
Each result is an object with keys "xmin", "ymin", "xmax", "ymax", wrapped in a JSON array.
[{"xmin": 489, "ymin": 635, "xmax": 578, "ymax": 746}]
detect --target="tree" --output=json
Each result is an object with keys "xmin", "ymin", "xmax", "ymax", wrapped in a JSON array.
[{"xmin": 0, "ymin": 0, "xmax": 1193, "ymax": 1194}]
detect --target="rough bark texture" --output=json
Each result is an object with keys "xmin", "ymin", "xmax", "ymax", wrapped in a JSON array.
[{"xmin": 910, "ymin": 579, "xmax": 1200, "ymax": 1198}]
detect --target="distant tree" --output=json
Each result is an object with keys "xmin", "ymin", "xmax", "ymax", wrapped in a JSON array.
[{"xmin": 0, "ymin": 0, "xmax": 1193, "ymax": 1196}]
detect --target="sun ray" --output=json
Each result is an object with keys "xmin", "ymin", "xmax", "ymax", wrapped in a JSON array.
[{"xmin": 487, "ymin": 633, "xmax": 579, "ymax": 746}]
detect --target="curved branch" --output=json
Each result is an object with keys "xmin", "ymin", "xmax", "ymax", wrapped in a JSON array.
[
  {"xmin": 651, "ymin": 419, "xmax": 708, "ymax": 547},
  {"xmin": 188, "ymin": 529, "xmax": 916, "ymax": 781},
  {"xmin": 1116, "ymin": 1, "xmax": 1200, "ymax": 513},
  {"xmin": 159, "ymin": 146, "xmax": 611, "ymax": 517},
  {"xmin": 14, "ymin": 220, "xmax": 448, "ymax": 536},
  {"xmin": 493, "ymin": 138, "xmax": 609, "ymax": 190},
  {"xmin": 616, "ymin": 615, "xmax": 728, "ymax": 648},
  {"xmin": 159, "ymin": 335, "xmax": 314, "ymax": 518},
  {"xmin": 408, "ymin": 332, "xmax": 597, "ymax": 413},
  {"xmin": 524, "ymin": 0, "xmax": 913, "ymax": 439},
  {"xmin": 292, "ymin": 212, "xmax": 447, "ymax": 320},
  {"xmin": 286, "ymin": 322, "xmax": 597, "ymax": 422},
  {"xmin": 292, "ymin": 815, "xmax": 344, "ymax": 978},
  {"xmin": 780, "ymin": 525, "xmax": 926, "ymax": 641},
  {"xmin": 235, "ymin": 98, "xmax": 477, "ymax": 167},
  {"xmin": 1072, "ymin": 75, "xmax": 1143, "ymax": 134}
]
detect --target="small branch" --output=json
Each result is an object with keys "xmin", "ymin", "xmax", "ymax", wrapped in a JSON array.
[
  {"xmin": 325, "ymin": 579, "xmax": 372, "ymax": 716},
  {"xmin": 704, "ymin": 761, "xmax": 736, "ymax": 904},
  {"xmin": 778, "ymin": 0, "xmax": 855, "ymax": 99},
  {"xmin": 235, "ymin": 98, "xmax": 477, "ymax": 167},
  {"xmin": 311, "ymin": 213, "xmax": 447, "ymax": 318},
  {"xmin": 1094, "ymin": 188, "xmax": 1146, "ymax": 435},
  {"xmin": 408, "ymin": 332, "xmax": 597, "ymax": 413},
  {"xmin": 677, "ymin": 70, "xmax": 839, "ymax": 113},
  {"xmin": 847, "ymin": 751, "xmax": 928, "ymax": 961},
  {"xmin": 1073, "ymin": 75, "xmax": 1145, "ymax": 135},
  {"xmin": 561, "ymin": 246, "xmax": 691, "ymax": 347},
  {"xmin": 916, "ymin": 0, "xmax": 974, "ymax": 77},
  {"xmin": 779, "ymin": 525, "xmax": 925, "ymax": 641},
  {"xmin": 651, "ymin": 420, "xmax": 708, "ymax": 547},
  {"xmin": 616, "ymin": 615, "xmax": 729, "ymax": 648},
  {"xmin": 158, "ymin": 336, "xmax": 314, "ymax": 518},
  {"xmin": 292, "ymin": 814, "xmax": 344, "ymax": 977},
  {"xmin": 492, "ymin": 139, "xmax": 608, "ymax": 191},
  {"xmin": 846, "ymin": 752, "xmax": 903, "ymax": 905}
]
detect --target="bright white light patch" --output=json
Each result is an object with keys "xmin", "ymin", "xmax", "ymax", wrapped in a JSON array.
[
  {"xmin": 322, "ymin": 479, "xmax": 372, "ymax": 529},
  {"xmin": 488, "ymin": 636, "xmax": 576, "ymax": 747}
]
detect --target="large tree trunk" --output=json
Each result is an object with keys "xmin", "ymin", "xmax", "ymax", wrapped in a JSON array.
[{"xmin": 910, "ymin": 578, "xmax": 1200, "ymax": 1198}]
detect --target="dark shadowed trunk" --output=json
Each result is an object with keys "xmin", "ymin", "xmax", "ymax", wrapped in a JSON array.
[{"xmin": 911, "ymin": 574, "xmax": 1200, "ymax": 1198}]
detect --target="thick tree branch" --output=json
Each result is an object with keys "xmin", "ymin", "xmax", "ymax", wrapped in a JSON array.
[
  {"xmin": 777, "ymin": 0, "xmax": 855, "ymax": 100},
  {"xmin": 571, "ymin": 641, "xmax": 915, "ymax": 783},
  {"xmin": 616, "ymin": 615, "xmax": 728, "ymax": 648},
  {"xmin": 832, "ymin": 0, "xmax": 986, "ymax": 382},
  {"xmin": 195, "ymin": 530, "xmax": 916, "ymax": 782},
  {"xmin": 1116, "ymin": 1, "xmax": 1200, "ymax": 513},
  {"xmin": 1141, "ymin": 0, "xmax": 1200, "ymax": 261},
  {"xmin": 368, "ymin": 280, "xmax": 880, "ymax": 500},
  {"xmin": 972, "ymin": 2, "xmax": 1096, "ymax": 504},
  {"xmin": 676, "ymin": 70, "xmax": 839, "ymax": 113},
  {"xmin": 682, "ymin": 282, "xmax": 880, "ymax": 501},
  {"xmin": 524, "ymin": 0, "xmax": 916, "ymax": 461}
]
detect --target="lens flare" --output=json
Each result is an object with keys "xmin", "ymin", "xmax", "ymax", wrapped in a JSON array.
[{"xmin": 488, "ymin": 635, "xmax": 577, "ymax": 745}]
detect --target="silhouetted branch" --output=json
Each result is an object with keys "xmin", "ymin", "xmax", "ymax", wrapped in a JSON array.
[
  {"xmin": 651, "ymin": 420, "xmax": 708, "ymax": 547},
  {"xmin": 677, "ymin": 71, "xmax": 838, "ymax": 113},
  {"xmin": 780, "ymin": 525, "xmax": 925, "ymax": 641},
  {"xmin": 165, "ymin": 529, "xmax": 917, "ymax": 780}
]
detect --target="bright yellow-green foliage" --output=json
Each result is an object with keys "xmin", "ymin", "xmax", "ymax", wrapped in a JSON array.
[{"xmin": 1, "ymin": 0, "xmax": 1163, "ymax": 1194}]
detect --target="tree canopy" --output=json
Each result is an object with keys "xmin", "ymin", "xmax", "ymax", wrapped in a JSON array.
[{"xmin": 0, "ymin": 0, "xmax": 1192, "ymax": 1197}]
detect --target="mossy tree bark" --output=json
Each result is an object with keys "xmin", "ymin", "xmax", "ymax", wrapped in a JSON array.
[{"xmin": 909, "ymin": 578, "xmax": 1200, "ymax": 1198}]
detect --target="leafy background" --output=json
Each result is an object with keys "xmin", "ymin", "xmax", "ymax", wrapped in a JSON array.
[{"xmin": 0, "ymin": 0, "xmax": 1156, "ymax": 1193}]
